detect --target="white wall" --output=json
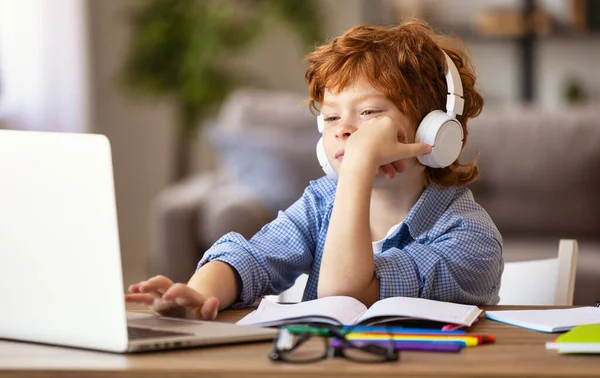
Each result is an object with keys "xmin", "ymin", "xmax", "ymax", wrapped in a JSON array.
[
  {"xmin": 0, "ymin": 0, "xmax": 91, "ymax": 132},
  {"xmin": 86, "ymin": 0, "xmax": 175, "ymax": 286}
]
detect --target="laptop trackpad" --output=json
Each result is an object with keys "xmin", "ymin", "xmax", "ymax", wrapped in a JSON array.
[{"xmin": 127, "ymin": 312, "xmax": 207, "ymax": 333}]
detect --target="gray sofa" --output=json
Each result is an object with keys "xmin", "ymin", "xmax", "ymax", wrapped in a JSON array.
[
  {"xmin": 149, "ymin": 89, "xmax": 600, "ymax": 306},
  {"xmin": 463, "ymin": 104, "xmax": 600, "ymax": 306}
]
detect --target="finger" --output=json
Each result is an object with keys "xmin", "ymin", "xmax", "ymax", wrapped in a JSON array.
[
  {"xmin": 381, "ymin": 164, "xmax": 395, "ymax": 179},
  {"xmin": 378, "ymin": 164, "xmax": 388, "ymax": 179},
  {"xmin": 124, "ymin": 293, "xmax": 155, "ymax": 305},
  {"xmin": 381, "ymin": 164, "xmax": 390, "ymax": 179},
  {"xmin": 392, "ymin": 160, "xmax": 405, "ymax": 173},
  {"xmin": 163, "ymin": 283, "xmax": 207, "ymax": 307},
  {"xmin": 200, "ymin": 297, "xmax": 220, "ymax": 320},
  {"xmin": 412, "ymin": 143, "xmax": 433, "ymax": 156},
  {"xmin": 387, "ymin": 167, "xmax": 396, "ymax": 179},
  {"xmin": 381, "ymin": 164, "xmax": 393, "ymax": 179},
  {"xmin": 395, "ymin": 143, "xmax": 432, "ymax": 159},
  {"xmin": 128, "ymin": 283, "xmax": 144, "ymax": 293},
  {"xmin": 140, "ymin": 275, "xmax": 174, "ymax": 294}
]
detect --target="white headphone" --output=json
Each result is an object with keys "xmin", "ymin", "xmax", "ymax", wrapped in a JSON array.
[
  {"xmin": 315, "ymin": 50, "xmax": 464, "ymax": 179},
  {"xmin": 315, "ymin": 115, "xmax": 338, "ymax": 180}
]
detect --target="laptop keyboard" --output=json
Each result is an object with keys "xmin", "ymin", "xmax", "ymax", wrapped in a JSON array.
[{"xmin": 127, "ymin": 326, "xmax": 194, "ymax": 340}]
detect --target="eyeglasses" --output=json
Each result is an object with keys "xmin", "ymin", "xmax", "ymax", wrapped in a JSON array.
[{"xmin": 268, "ymin": 325, "xmax": 399, "ymax": 364}]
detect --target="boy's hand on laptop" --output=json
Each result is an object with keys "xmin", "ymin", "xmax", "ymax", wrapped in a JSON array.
[{"xmin": 125, "ymin": 275, "xmax": 219, "ymax": 320}]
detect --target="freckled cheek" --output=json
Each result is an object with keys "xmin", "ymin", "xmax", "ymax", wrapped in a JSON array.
[{"xmin": 322, "ymin": 134, "xmax": 337, "ymax": 156}]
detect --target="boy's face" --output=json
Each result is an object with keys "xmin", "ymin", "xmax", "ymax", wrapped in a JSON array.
[{"xmin": 320, "ymin": 77, "xmax": 423, "ymax": 182}]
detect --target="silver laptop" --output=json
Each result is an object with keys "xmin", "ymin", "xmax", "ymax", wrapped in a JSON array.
[{"xmin": 0, "ymin": 129, "xmax": 277, "ymax": 353}]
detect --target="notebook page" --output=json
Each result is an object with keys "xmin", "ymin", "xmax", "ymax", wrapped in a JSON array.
[
  {"xmin": 357, "ymin": 297, "xmax": 482, "ymax": 326},
  {"xmin": 236, "ymin": 296, "xmax": 367, "ymax": 326},
  {"xmin": 485, "ymin": 307, "xmax": 600, "ymax": 333}
]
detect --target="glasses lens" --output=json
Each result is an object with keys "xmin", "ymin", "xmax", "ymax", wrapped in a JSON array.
[
  {"xmin": 272, "ymin": 330, "xmax": 327, "ymax": 363},
  {"xmin": 334, "ymin": 338, "xmax": 398, "ymax": 363}
]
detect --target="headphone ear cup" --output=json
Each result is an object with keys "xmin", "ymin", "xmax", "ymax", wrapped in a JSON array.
[
  {"xmin": 316, "ymin": 138, "xmax": 338, "ymax": 180},
  {"xmin": 316, "ymin": 137, "xmax": 328, "ymax": 168},
  {"xmin": 317, "ymin": 114, "xmax": 325, "ymax": 133},
  {"xmin": 415, "ymin": 110, "xmax": 464, "ymax": 168}
]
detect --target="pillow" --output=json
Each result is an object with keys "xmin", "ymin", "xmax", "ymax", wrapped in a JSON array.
[
  {"xmin": 207, "ymin": 125, "xmax": 323, "ymax": 212},
  {"xmin": 217, "ymin": 87, "xmax": 316, "ymax": 132},
  {"xmin": 462, "ymin": 105, "xmax": 600, "ymax": 237},
  {"xmin": 197, "ymin": 183, "xmax": 272, "ymax": 246}
]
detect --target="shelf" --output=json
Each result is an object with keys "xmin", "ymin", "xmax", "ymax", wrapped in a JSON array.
[
  {"xmin": 379, "ymin": 0, "xmax": 599, "ymax": 103},
  {"xmin": 432, "ymin": 24, "xmax": 600, "ymax": 44}
]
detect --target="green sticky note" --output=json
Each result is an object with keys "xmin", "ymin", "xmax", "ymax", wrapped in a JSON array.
[
  {"xmin": 554, "ymin": 324, "xmax": 600, "ymax": 354},
  {"xmin": 557, "ymin": 324, "xmax": 600, "ymax": 343}
]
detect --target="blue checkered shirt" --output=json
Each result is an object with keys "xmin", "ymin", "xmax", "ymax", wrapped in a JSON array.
[{"xmin": 198, "ymin": 177, "xmax": 504, "ymax": 308}]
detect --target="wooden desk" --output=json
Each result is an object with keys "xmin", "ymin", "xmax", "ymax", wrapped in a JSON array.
[{"xmin": 0, "ymin": 305, "xmax": 598, "ymax": 378}]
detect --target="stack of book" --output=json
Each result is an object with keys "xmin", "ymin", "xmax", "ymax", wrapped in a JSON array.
[{"xmin": 546, "ymin": 324, "xmax": 600, "ymax": 354}]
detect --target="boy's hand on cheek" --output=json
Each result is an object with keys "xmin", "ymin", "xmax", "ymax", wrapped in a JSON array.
[
  {"xmin": 342, "ymin": 116, "xmax": 431, "ymax": 177},
  {"xmin": 125, "ymin": 275, "xmax": 220, "ymax": 320}
]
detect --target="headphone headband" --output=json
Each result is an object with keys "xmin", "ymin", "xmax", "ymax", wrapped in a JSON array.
[{"xmin": 442, "ymin": 51, "xmax": 464, "ymax": 117}]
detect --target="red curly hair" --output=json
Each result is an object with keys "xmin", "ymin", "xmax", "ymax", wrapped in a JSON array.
[{"xmin": 304, "ymin": 19, "xmax": 483, "ymax": 187}]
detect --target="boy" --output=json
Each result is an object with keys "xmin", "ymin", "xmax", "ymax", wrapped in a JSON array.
[{"xmin": 126, "ymin": 20, "xmax": 503, "ymax": 320}]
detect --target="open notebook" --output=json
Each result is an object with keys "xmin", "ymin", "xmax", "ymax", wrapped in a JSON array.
[
  {"xmin": 237, "ymin": 296, "xmax": 482, "ymax": 328},
  {"xmin": 485, "ymin": 307, "xmax": 600, "ymax": 333}
]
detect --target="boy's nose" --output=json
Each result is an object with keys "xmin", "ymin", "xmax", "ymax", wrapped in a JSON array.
[{"xmin": 335, "ymin": 122, "xmax": 357, "ymax": 140}]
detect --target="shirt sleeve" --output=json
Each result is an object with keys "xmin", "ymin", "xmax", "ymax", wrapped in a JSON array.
[
  {"xmin": 373, "ymin": 228, "xmax": 503, "ymax": 305},
  {"xmin": 196, "ymin": 184, "xmax": 324, "ymax": 308}
]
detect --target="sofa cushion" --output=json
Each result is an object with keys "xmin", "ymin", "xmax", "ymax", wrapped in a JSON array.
[
  {"xmin": 196, "ymin": 182, "xmax": 272, "ymax": 246},
  {"xmin": 461, "ymin": 105, "xmax": 600, "ymax": 238},
  {"xmin": 207, "ymin": 88, "xmax": 324, "ymax": 212}
]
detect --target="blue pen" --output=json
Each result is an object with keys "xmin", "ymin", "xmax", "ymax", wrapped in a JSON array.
[{"xmin": 342, "ymin": 325, "xmax": 466, "ymax": 335}]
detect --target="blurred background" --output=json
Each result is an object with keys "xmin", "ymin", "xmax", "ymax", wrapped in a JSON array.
[{"xmin": 1, "ymin": 0, "xmax": 599, "ymax": 304}]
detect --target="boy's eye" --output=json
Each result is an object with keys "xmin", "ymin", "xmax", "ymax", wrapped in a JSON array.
[
  {"xmin": 361, "ymin": 110, "xmax": 380, "ymax": 116},
  {"xmin": 324, "ymin": 116, "xmax": 339, "ymax": 122}
]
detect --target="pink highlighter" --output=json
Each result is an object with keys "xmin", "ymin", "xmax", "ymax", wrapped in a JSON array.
[{"xmin": 442, "ymin": 317, "xmax": 479, "ymax": 331}]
